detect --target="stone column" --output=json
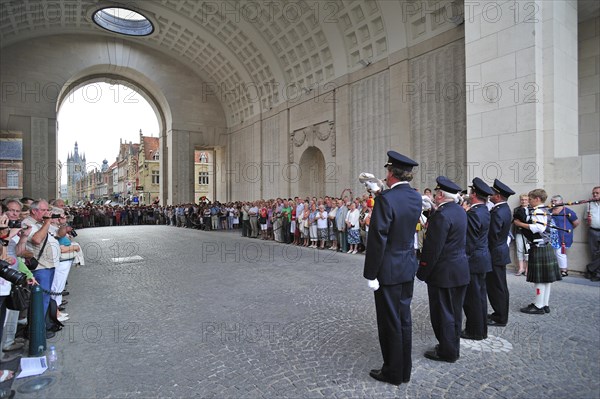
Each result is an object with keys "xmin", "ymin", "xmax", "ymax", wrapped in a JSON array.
[
  {"xmin": 465, "ymin": 0, "xmax": 578, "ymax": 192},
  {"xmin": 14, "ymin": 115, "xmax": 58, "ymax": 200},
  {"xmin": 167, "ymin": 129, "xmax": 193, "ymax": 205}
]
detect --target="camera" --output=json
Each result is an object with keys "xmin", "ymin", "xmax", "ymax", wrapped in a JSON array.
[
  {"xmin": 70, "ymin": 229, "xmax": 78, "ymax": 237},
  {"xmin": 8, "ymin": 220, "xmax": 21, "ymax": 229},
  {"xmin": 0, "ymin": 259, "xmax": 27, "ymax": 286}
]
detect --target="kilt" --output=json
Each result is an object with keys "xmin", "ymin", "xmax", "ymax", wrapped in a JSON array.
[{"xmin": 526, "ymin": 245, "xmax": 562, "ymax": 283}]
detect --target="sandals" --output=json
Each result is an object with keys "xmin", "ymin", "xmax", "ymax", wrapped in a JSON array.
[
  {"xmin": 0, "ymin": 370, "xmax": 14, "ymax": 383},
  {"xmin": 561, "ymin": 270, "xmax": 569, "ymax": 277}
]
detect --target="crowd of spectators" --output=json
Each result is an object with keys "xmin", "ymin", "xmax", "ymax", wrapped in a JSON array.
[
  {"xmin": 54, "ymin": 195, "xmax": 379, "ymax": 254},
  {"xmin": 0, "ymin": 197, "xmax": 81, "ymax": 388}
]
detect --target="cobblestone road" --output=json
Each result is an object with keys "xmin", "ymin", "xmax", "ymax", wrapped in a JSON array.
[{"xmin": 11, "ymin": 226, "xmax": 600, "ymax": 398}]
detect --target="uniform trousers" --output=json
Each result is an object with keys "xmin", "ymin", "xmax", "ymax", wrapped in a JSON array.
[
  {"xmin": 427, "ymin": 284, "xmax": 467, "ymax": 361},
  {"xmin": 463, "ymin": 273, "xmax": 488, "ymax": 338},
  {"xmin": 486, "ymin": 264, "xmax": 509, "ymax": 324},
  {"xmin": 374, "ymin": 281, "xmax": 414, "ymax": 384}
]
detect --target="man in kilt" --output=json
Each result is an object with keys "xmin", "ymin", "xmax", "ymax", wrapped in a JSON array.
[{"xmin": 513, "ymin": 189, "xmax": 562, "ymax": 314}]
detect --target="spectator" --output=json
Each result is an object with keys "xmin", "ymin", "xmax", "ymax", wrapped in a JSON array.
[
  {"xmin": 308, "ymin": 203, "xmax": 318, "ymax": 248},
  {"xmin": 328, "ymin": 201, "xmax": 338, "ymax": 251},
  {"xmin": 513, "ymin": 194, "xmax": 530, "ymax": 276},
  {"xmin": 18, "ymin": 200, "xmax": 60, "ymax": 338},
  {"xmin": 345, "ymin": 202, "xmax": 360, "ymax": 254},
  {"xmin": 335, "ymin": 199, "xmax": 348, "ymax": 253},
  {"xmin": 316, "ymin": 204, "xmax": 328, "ymax": 249},
  {"xmin": 550, "ymin": 195, "xmax": 580, "ymax": 277},
  {"xmin": 586, "ymin": 187, "xmax": 600, "ymax": 264}
]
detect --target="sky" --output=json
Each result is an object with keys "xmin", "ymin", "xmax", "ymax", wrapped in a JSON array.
[{"xmin": 57, "ymin": 82, "xmax": 159, "ymax": 182}]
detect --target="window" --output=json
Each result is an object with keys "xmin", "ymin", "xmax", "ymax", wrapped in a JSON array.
[
  {"xmin": 93, "ymin": 7, "xmax": 154, "ymax": 36},
  {"xmin": 198, "ymin": 171, "xmax": 209, "ymax": 185},
  {"xmin": 152, "ymin": 170, "xmax": 159, "ymax": 184},
  {"xmin": 200, "ymin": 152, "xmax": 208, "ymax": 163},
  {"xmin": 153, "ymin": 152, "xmax": 159, "ymax": 161},
  {"xmin": 6, "ymin": 170, "xmax": 19, "ymax": 188}
]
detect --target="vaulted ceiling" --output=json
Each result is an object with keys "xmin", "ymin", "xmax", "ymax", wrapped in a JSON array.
[{"xmin": 2, "ymin": 0, "xmax": 596, "ymax": 125}]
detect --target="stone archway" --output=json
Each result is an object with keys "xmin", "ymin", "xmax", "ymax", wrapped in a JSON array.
[
  {"xmin": 298, "ymin": 146, "xmax": 325, "ymax": 198},
  {"xmin": 56, "ymin": 73, "xmax": 169, "ymax": 204}
]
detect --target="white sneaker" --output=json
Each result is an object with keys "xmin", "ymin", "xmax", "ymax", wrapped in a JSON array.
[
  {"xmin": 347, "ymin": 249, "xmax": 353, "ymax": 254},
  {"xmin": 352, "ymin": 250, "xmax": 357, "ymax": 254},
  {"xmin": 58, "ymin": 315, "xmax": 69, "ymax": 322}
]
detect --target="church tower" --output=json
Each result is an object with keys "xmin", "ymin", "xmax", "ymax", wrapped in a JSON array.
[{"xmin": 66, "ymin": 141, "xmax": 87, "ymax": 203}]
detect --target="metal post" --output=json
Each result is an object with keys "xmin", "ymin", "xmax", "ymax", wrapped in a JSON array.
[{"xmin": 28, "ymin": 285, "xmax": 46, "ymax": 356}]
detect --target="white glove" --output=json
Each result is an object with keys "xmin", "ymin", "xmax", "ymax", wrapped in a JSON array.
[
  {"xmin": 422, "ymin": 195, "xmax": 435, "ymax": 210},
  {"xmin": 366, "ymin": 181, "xmax": 382, "ymax": 193},
  {"xmin": 367, "ymin": 279, "xmax": 380, "ymax": 291}
]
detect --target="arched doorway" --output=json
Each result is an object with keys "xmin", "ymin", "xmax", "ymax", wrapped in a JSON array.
[{"xmin": 298, "ymin": 147, "xmax": 325, "ymax": 198}]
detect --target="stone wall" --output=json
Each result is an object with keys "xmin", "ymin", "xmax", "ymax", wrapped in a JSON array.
[{"xmin": 579, "ymin": 16, "xmax": 600, "ymax": 156}]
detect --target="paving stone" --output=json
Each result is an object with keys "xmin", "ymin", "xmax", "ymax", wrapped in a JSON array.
[{"xmin": 9, "ymin": 226, "xmax": 600, "ymax": 398}]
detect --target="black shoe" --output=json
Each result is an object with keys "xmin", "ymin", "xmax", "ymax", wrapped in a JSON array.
[
  {"xmin": 520, "ymin": 303, "xmax": 545, "ymax": 314},
  {"xmin": 368, "ymin": 369, "xmax": 402, "ymax": 386},
  {"xmin": 487, "ymin": 319, "xmax": 507, "ymax": 327},
  {"xmin": 45, "ymin": 331, "xmax": 56, "ymax": 339},
  {"xmin": 460, "ymin": 330, "xmax": 485, "ymax": 341},
  {"xmin": 58, "ymin": 305, "xmax": 66, "ymax": 311},
  {"xmin": 61, "ymin": 300, "xmax": 69, "ymax": 305},
  {"xmin": 62, "ymin": 291, "xmax": 70, "ymax": 296},
  {"xmin": 369, "ymin": 369, "xmax": 409, "ymax": 383},
  {"xmin": 543, "ymin": 306, "xmax": 550, "ymax": 314},
  {"xmin": 424, "ymin": 349, "xmax": 457, "ymax": 363}
]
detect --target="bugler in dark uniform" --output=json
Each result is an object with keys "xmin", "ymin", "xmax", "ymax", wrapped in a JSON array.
[
  {"xmin": 417, "ymin": 176, "xmax": 470, "ymax": 363},
  {"xmin": 363, "ymin": 151, "xmax": 422, "ymax": 386},
  {"xmin": 461, "ymin": 178, "xmax": 494, "ymax": 340},
  {"xmin": 486, "ymin": 179, "xmax": 515, "ymax": 327}
]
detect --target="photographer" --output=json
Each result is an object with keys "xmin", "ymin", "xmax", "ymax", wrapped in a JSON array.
[
  {"xmin": 49, "ymin": 207, "xmax": 81, "ymax": 322},
  {"xmin": 1, "ymin": 200, "xmax": 39, "ymax": 383},
  {"xmin": 18, "ymin": 200, "xmax": 60, "ymax": 338}
]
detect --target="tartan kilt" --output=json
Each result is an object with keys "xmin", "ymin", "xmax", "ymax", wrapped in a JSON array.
[{"xmin": 526, "ymin": 245, "xmax": 562, "ymax": 283}]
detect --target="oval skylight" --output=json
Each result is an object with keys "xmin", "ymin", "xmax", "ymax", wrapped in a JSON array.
[{"xmin": 93, "ymin": 7, "xmax": 154, "ymax": 36}]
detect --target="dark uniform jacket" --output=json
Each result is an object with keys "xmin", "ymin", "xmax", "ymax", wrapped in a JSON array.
[
  {"xmin": 488, "ymin": 202, "xmax": 512, "ymax": 266},
  {"xmin": 466, "ymin": 204, "xmax": 492, "ymax": 274},
  {"xmin": 416, "ymin": 201, "xmax": 469, "ymax": 287},
  {"xmin": 363, "ymin": 183, "xmax": 422, "ymax": 285}
]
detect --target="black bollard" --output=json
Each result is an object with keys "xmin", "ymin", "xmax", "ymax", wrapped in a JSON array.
[{"xmin": 28, "ymin": 285, "xmax": 46, "ymax": 356}]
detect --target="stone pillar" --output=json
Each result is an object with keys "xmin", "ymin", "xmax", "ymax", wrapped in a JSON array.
[
  {"xmin": 167, "ymin": 129, "xmax": 193, "ymax": 205},
  {"xmin": 465, "ymin": 0, "xmax": 578, "ymax": 193},
  {"xmin": 14, "ymin": 115, "xmax": 58, "ymax": 200},
  {"xmin": 159, "ymin": 130, "xmax": 168, "ymax": 205}
]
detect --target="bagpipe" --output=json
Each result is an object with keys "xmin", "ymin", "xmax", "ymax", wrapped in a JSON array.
[{"xmin": 515, "ymin": 198, "xmax": 599, "ymax": 243}]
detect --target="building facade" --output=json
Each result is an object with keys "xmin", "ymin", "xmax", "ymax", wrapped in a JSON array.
[{"xmin": 0, "ymin": 132, "xmax": 23, "ymax": 199}]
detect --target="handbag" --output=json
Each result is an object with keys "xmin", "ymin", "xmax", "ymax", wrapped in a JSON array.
[
  {"xmin": 24, "ymin": 257, "xmax": 38, "ymax": 270},
  {"xmin": 25, "ymin": 232, "xmax": 49, "ymax": 271},
  {"xmin": 6, "ymin": 284, "xmax": 31, "ymax": 311}
]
